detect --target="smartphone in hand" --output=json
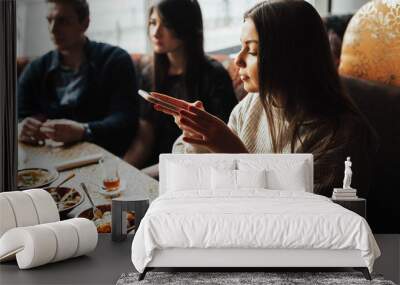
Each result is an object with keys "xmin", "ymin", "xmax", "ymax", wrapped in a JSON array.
[{"xmin": 138, "ymin": 90, "xmax": 180, "ymax": 112}]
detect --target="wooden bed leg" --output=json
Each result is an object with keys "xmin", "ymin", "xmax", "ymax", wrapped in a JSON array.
[
  {"xmin": 138, "ymin": 268, "xmax": 148, "ymax": 281},
  {"xmin": 354, "ymin": 267, "xmax": 371, "ymax": 280}
]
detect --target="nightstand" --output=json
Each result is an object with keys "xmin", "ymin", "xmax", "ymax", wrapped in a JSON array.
[{"xmin": 331, "ymin": 197, "xmax": 366, "ymax": 219}]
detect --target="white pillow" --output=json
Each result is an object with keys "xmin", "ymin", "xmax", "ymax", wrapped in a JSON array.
[
  {"xmin": 236, "ymin": 169, "xmax": 267, "ymax": 188},
  {"xmin": 211, "ymin": 168, "xmax": 236, "ymax": 190},
  {"xmin": 166, "ymin": 160, "xmax": 235, "ymax": 192},
  {"xmin": 238, "ymin": 159, "xmax": 309, "ymax": 192},
  {"xmin": 211, "ymin": 168, "xmax": 268, "ymax": 190}
]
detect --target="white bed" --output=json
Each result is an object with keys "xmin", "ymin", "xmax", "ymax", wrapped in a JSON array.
[{"xmin": 131, "ymin": 154, "xmax": 380, "ymax": 280}]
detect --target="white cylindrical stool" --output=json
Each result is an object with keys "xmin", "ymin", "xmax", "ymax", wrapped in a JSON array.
[
  {"xmin": 0, "ymin": 225, "xmax": 57, "ymax": 269},
  {"xmin": 0, "ymin": 218, "xmax": 98, "ymax": 269},
  {"xmin": 0, "ymin": 191, "xmax": 39, "ymax": 228},
  {"xmin": 24, "ymin": 189, "xmax": 59, "ymax": 224},
  {"xmin": 0, "ymin": 196, "xmax": 17, "ymax": 237}
]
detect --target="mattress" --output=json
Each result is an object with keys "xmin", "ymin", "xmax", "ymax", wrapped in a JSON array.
[{"xmin": 131, "ymin": 190, "xmax": 380, "ymax": 273}]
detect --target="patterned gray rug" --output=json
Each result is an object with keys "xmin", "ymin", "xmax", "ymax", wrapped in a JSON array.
[{"xmin": 116, "ymin": 271, "xmax": 396, "ymax": 285}]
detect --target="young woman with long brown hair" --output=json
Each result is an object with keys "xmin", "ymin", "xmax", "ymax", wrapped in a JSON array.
[
  {"xmin": 124, "ymin": 0, "xmax": 237, "ymax": 177},
  {"xmin": 153, "ymin": 0, "xmax": 377, "ymax": 197}
]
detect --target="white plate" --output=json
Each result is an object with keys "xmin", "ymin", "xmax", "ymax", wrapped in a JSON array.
[
  {"xmin": 17, "ymin": 168, "xmax": 59, "ymax": 190},
  {"xmin": 97, "ymin": 180, "xmax": 126, "ymax": 197}
]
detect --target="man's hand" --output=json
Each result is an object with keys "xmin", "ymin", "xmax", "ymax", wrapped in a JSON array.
[
  {"xmin": 40, "ymin": 119, "xmax": 85, "ymax": 144},
  {"xmin": 18, "ymin": 117, "xmax": 47, "ymax": 145}
]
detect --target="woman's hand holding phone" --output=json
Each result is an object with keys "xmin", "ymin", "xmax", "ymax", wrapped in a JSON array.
[
  {"xmin": 139, "ymin": 90, "xmax": 197, "ymax": 115},
  {"xmin": 178, "ymin": 105, "xmax": 248, "ymax": 153},
  {"xmin": 147, "ymin": 90, "xmax": 248, "ymax": 153},
  {"xmin": 147, "ymin": 91, "xmax": 203, "ymax": 140}
]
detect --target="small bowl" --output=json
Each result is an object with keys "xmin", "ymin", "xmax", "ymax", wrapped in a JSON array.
[
  {"xmin": 76, "ymin": 204, "xmax": 135, "ymax": 233},
  {"xmin": 44, "ymin": 186, "xmax": 84, "ymax": 217}
]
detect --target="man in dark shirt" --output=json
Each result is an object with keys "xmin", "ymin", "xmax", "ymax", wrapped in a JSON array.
[{"xmin": 18, "ymin": 0, "xmax": 139, "ymax": 156}]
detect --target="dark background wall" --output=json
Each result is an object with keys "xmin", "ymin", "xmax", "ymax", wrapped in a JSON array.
[{"xmin": 0, "ymin": 0, "xmax": 17, "ymax": 192}]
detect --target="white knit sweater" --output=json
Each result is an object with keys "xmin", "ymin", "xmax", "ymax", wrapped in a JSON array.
[
  {"xmin": 172, "ymin": 93, "xmax": 292, "ymax": 154},
  {"xmin": 172, "ymin": 93, "xmax": 372, "ymax": 196}
]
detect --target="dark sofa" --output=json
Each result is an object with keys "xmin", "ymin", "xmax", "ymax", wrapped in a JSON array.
[
  {"xmin": 342, "ymin": 76, "xmax": 400, "ymax": 233},
  {"xmin": 325, "ymin": 14, "xmax": 400, "ymax": 233}
]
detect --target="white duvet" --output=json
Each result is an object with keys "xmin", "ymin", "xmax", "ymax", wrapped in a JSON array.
[{"xmin": 131, "ymin": 190, "xmax": 380, "ymax": 273}]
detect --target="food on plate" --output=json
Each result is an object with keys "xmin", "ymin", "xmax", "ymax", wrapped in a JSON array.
[
  {"xmin": 93, "ymin": 210, "xmax": 136, "ymax": 233},
  {"xmin": 127, "ymin": 212, "xmax": 135, "ymax": 223},
  {"xmin": 18, "ymin": 168, "xmax": 53, "ymax": 188},
  {"xmin": 77, "ymin": 204, "xmax": 135, "ymax": 233},
  {"xmin": 93, "ymin": 211, "xmax": 112, "ymax": 233},
  {"xmin": 44, "ymin": 186, "xmax": 83, "ymax": 214},
  {"xmin": 58, "ymin": 196, "xmax": 81, "ymax": 211}
]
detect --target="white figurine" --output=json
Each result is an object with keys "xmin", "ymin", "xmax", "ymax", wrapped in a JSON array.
[{"xmin": 343, "ymin": 157, "xmax": 353, "ymax": 189}]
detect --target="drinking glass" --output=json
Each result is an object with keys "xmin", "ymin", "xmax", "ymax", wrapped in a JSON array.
[{"xmin": 99, "ymin": 158, "xmax": 120, "ymax": 191}]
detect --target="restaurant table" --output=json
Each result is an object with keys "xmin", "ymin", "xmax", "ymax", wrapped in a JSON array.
[{"xmin": 17, "ymin": 141, "xmax": 159, "ymax": 218}]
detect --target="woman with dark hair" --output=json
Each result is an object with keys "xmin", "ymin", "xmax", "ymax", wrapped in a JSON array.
[
  {"xmin": 124, "ymin": 0, "xmax": 237, "ymax": 177},
  {"xmin": 154, "ymin": 0, "xmax": 377, "ymax": 197}
]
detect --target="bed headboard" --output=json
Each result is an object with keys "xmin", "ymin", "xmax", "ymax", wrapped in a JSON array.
[{"xmin": 159, "ymin": 154, "xmax": 313, "ymax": 195}]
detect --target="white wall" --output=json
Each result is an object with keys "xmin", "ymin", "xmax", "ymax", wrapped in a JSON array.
[
  {"xmin": 331, "ymin": 0, "xmax": 369, "ymax": 14},
  {"xmin": 17, "ymin": 0, "xmax": 258, "ymax": 57},
  {"xmin": 17, "ymin": 0, "xmax": 148, "ymax": 57},
  {"xmin": 307, "ymin": 0, "xmax": 329, "ymax": 15},
  {"xmin": 17, "ymin": 0, "xmax": 371, "ymax": 58},
  {"xmin": 17, "ymin": 0, "xmax": 52, "ymax": 57}
]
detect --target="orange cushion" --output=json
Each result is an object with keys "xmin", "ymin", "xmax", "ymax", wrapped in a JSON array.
[{"xmin": 339, "ymin": 0, "xmax": 400, "ymax": 86}]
